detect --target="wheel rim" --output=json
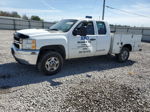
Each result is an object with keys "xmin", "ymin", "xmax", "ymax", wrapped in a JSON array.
[
  {"xmin": 45, "ymin": 57, "xmax": 60, "ymax": 72},
  {"xmin": 121, "ymin": 50, "xmax": 129, "ymax": 61}
]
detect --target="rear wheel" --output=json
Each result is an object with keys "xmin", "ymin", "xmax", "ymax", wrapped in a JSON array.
[
  {"xmin": 116, "ymin": 47, "xmax": 130, "ymax": 62},
  {"xmin": 37, "ymin": 51, "xmax": 63, "ymax": 75}
]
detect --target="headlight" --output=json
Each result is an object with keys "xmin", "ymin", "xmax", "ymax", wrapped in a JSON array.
[{"xmin": 22, "ymin": 39, "xmax": 36, "ymax": 50}]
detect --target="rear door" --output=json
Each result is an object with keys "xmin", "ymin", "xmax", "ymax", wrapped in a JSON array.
[{"xmin": 95, "ymin": 21, "xmax": 111, "ymax": 55}]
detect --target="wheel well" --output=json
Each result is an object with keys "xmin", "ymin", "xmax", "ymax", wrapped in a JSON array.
[
  {"xmin": 122, "ymin": 44, "xmax": 132, "ymax": 51},
  {"xmin": 37, "ymin": 45, "xmax": 66, "ymax": 64}
]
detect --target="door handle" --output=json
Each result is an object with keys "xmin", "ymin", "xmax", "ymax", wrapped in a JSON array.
[{"xmin": 90, "ymin": 38, "xmax": 96, "ymax": 41}]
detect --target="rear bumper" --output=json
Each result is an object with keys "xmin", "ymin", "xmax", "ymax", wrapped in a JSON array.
[{"xmin": 11, "ymin": 44, "xmax": 39, "ymax": 65}]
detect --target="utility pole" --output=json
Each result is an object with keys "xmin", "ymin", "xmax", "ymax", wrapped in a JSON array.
[{"xmin": 102, "ymin": 0, "xmax": 106, "ymax": 20}]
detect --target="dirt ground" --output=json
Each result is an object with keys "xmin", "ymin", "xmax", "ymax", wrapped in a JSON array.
[{"xmin": 0, "ymin": 30, "xmax": 150, "ymax": 112}]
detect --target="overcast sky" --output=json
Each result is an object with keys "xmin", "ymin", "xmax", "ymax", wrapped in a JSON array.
[{"xmin": 0, "ymin": 0, "xmax": 150, "ymax": 27}]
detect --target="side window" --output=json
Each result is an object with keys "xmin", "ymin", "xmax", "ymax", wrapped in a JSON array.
[
  {"xmin": 96, "ymin": 22, "xmax": 106, "ymax": 35},
  {"xmin": 75, "ymin": 21, "xmax": 95, "ymax": 35},
  {"xmin": 86, "ymin": 22, "xmax": 94, "ymax": 35}
]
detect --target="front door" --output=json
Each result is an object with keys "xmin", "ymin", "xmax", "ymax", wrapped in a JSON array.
[{"xmin": 69, "ymin": 21, "xmax": 97, "ymax": 59}]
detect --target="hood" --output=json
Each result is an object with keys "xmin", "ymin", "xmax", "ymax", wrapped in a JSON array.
[{"xmin": 17, "ymin": 29, "xmax": 65, "ymax": 38}]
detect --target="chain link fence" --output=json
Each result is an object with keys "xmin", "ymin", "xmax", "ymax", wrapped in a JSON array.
[
  {"xmin": 0, "ymin": 16, "xmax": 54, "ymax": 30},
  {"xmin": 0, "ymin": 16, "xmax": 150, "ymax": 42}
]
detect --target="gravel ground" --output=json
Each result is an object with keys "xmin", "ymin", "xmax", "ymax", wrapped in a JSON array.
[{"xmin": 0, "ymin": 30, "xmax": 150, "ymax": 112}]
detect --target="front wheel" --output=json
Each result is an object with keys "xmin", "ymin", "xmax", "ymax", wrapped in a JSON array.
[
  {"xmin": 116, "ymin": 47, "xmax": 130, "ymax": 63},
  {"xmin": 37, "ymin": 51, "xmax": 63, "ymax": 75}
]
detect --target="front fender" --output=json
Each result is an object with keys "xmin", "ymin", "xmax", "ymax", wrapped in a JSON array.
[{"xmin": 36, "ymin": 36, "xmax": 68, "ymax": 58}]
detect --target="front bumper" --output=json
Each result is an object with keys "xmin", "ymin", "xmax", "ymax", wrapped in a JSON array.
[{"xmin": 11, "ymin": 44, "xmax": 39, "ymax": 65}]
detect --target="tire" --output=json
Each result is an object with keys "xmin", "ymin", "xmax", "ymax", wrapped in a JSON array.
[
  {"xmin": 116, "ymin": 47, "xmax": 130, "ymax": 63},
  {"xmin": 37, "ymin": 51, "xmax": 63, "ymax": 75}
]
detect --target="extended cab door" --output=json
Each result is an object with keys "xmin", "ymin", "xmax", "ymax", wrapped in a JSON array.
[
  {"xmin": 68, "ymin": 21, "xmax": 97, "ymax": 59},
  {"xmin": 95, "ymin": 21, "xmax": 111, "ymax": 55}
]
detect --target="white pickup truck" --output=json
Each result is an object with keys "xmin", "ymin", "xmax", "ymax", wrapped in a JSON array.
[{"xmin": 11, "ymin": 19, "xmax": 142, "ymax": 75}]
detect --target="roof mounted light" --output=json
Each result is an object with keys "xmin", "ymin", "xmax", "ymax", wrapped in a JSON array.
[{"xmin": 85, "ymin": 16, "xmax": 92, "ymax": 19}]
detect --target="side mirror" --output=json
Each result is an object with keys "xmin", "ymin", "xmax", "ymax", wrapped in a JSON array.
[
  {"xmin": 80, "ymin": 26, "xmax": 87, "ymax": 36},
  {"xmin": 73, "ymin": 29, "xmax": 78, "ymax": 36}
]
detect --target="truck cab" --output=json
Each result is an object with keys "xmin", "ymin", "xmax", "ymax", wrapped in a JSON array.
[{"xmin": 11, "ymin": 19, "xmax": 142, "ymax": 75}]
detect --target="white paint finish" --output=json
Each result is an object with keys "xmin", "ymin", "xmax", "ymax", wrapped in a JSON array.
[
  {"xmin": 12, "ymin": 19, "xmax": 142, "ymax": 65},
  {"xmin": 95, "ymin": 22, "xmax": 111, "ymax": 55},
  {"xmin": 110, "ymin": 34, "xmax": 121, "ymax": 54},
  {"xmin": 68, "ymin": 35, "xmax": 97, "ymax": 58},
  {"xmin": 132, "ymin": 35, "xmax": 142, "ymax": 51},
  {"xmin": 36, "ymin": 36, "xmax": 69, "ymax": 59},
  {"xmin": 68, "ymin": 20, "xmax": 97, "ymax": 58},
  {"xmin": 17, "ymin": 29, "xmax": 50, "ymax": 36},
  {"xmin": 128, "ymin": 29, "xmax": 142, "ymax": 34},
  {"xmin": 110, "ymin": 33, "xmax": 142, "ymax": 54},
  {"xmin": 116, "ymin": 28, "xmax": 128, "ymax": 33}
]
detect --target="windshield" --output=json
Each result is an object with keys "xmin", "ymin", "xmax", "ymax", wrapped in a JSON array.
[{"xmin": 49, "ymin": 19, "xmax": 77, "ymax": 32}]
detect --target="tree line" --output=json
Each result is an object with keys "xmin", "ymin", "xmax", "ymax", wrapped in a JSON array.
[{"xmin": 0, "ymin": 11, "xmax": 43, "ymax": 21}]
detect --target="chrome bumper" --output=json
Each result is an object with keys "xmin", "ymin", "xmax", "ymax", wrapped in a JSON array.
[{"xmin": 11, "ymin": 44, "xmax": 39, "ymax": 65}]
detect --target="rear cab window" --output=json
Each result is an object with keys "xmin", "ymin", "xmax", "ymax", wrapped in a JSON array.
[
  {"xmin": 86, "ymin": 21, "xmax": 95, "ymax": 35},
  {"xmin": 96, "ymin": 21, "xmax": 107, "ymax": 35}
]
